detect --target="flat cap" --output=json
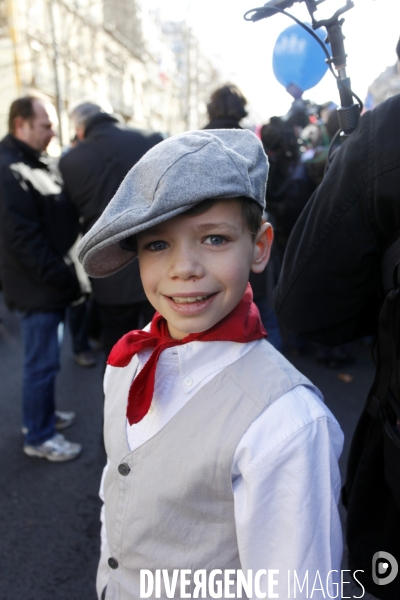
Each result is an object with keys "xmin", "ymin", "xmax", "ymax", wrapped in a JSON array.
[{"xmin": 77, "ymin": 129, "xmax": 268, "ymax": 277}]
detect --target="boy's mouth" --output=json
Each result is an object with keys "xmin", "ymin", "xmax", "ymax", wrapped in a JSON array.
[
  {"xmin": 163, "ymin": 292, "xmax": 219, "ymax": 316},
  {"xmin": 169, "ymin": 294, "xmax": 215, "ymax": 304}
]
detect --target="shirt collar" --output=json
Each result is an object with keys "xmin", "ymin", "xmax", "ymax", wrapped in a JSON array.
[{"xmin": 137, "ymin": 337, "xmax": 260, "ymax": 395}]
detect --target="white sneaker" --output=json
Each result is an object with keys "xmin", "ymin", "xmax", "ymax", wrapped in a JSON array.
[
  {"xmin": 23, "ymin": 433, "xmax": 82, "ymax": 462},
  {"xmin": 55, "ymin": 410, "xmax": 76, "ymax": 430},
  {"xmin": 21, "ymin": 410, "xmax": 76, "ymax": 435}
]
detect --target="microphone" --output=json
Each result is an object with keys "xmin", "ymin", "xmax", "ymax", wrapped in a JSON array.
[{"xmin": 250, "ymin": 0, "xmax": 300, "ymax": 20}]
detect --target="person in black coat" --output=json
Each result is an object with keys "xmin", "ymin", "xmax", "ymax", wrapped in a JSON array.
[
  {"xmin": 0, "ymin": 96, "xmax": 82, "ymax": 461},
  {"xmin": 59, "ymin": 104, "xmax": 163, "ymax": 356},
  {"xmin": 260, "ymin": 116, "xmax": 315, "ymax": 270},
  {"xmin": 274, "ymin": 94, "xmax": 400, "ymax": 599}
]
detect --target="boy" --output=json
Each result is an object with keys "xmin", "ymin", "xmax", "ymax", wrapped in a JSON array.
[{"xmin": 78, "ymin": 130, "xmax": 344, "ymax": 600}]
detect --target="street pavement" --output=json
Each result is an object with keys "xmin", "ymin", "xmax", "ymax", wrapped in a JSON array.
[
  {"xmin": 0, "ymin": 296, "xmax": 106, "ymax": 600},
  {"xmin": 0, "ymin": 294, "xmax": 378, "ymax": 600},
  {"xmin": 289, "ymin": 342, "xmax": 377, "ymax": 600}
]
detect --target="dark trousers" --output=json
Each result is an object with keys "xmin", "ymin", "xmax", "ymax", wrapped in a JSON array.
[
  {"xmin": 68, "ymin": 297, "xmax": 91, "ymax": 354},
  {"xmin": 97, "ymin": 301, "xmax": 155, "ymax": 357}
]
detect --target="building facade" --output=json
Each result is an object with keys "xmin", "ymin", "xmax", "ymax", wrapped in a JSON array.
[{"xmin": 0, "ymin": 0, "xmax": 222, "ymax": 150}]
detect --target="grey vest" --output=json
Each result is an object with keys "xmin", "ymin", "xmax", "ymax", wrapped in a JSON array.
[{"xmin": 99, "ymin": 340, "xmax": 314, "ymax": 600}]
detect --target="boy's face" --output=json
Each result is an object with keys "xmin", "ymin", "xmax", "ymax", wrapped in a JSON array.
[{"xmin": 137, "ymin": 199, "xmax": 273, "ymax": 340}]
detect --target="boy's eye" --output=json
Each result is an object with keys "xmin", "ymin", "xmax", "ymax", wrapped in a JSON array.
[
  {"xmin": 204, "ymin": 235, "xmax": 227, "ymax": 246},
  {"xmin": 146, "ymin": 240, "xmax": 168, "ymax": 251}
]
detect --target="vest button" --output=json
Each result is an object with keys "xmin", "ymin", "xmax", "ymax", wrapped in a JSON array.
[
  {"xmin": 118, "ymin": 463, "xmax": 130, "ymax": 476},
  {"xmin": 108, "ymin": 557, "xmax": 119, "ymax": 569}
]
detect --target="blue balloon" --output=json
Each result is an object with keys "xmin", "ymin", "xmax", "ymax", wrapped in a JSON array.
[{"xmin": 272, "ymin": 23, "xmax": 330, "ymax": 97}]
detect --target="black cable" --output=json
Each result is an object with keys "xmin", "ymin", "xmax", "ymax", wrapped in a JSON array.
[
  {"xmin": 323, "ymin": 127, "xmax": 341, "ymax": 174},
  {"xmin": 244, "ymin": 5, "xmax": 363, "ymax": 111}
]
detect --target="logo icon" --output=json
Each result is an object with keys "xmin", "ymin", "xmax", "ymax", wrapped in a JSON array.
[{"xmin": 372, "ymin": 551, "xmax": 398, "ymax": 585}]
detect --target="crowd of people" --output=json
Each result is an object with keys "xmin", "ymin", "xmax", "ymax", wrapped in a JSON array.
[{"xmin": 1, "ymin": 35, "xmax": 400, "ymax": 598}]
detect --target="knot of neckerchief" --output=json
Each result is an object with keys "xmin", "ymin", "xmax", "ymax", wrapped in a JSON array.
[{"xmin": 107, "ymin": 283, "xmax": 267, "ymax": 425}]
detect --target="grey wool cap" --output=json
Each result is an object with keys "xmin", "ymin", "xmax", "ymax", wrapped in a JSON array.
[{"xmin": 77, "ymin": 128, "xmax": 269, "ymax": 278}]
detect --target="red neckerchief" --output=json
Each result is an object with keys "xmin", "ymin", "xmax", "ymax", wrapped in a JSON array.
[{"xmin": 107, "ymin": 283, "xmax": 267, "ymax": 425}]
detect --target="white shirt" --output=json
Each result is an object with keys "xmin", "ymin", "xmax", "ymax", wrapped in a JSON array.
[{"xmin": 100, "ymin": 338, "xmax": 344, "ymax": 599}]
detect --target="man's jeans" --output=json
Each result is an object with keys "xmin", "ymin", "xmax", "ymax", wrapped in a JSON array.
[{"xmin": 18, "ymin": 310, "xmax": 64, "ymax": 446}]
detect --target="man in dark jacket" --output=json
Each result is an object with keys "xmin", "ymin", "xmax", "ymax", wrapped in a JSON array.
[
  {"xmin": 0, "ymin": 96, "xmax": 82, "ymax": 461},
  {"xmin": 59, "ymin": 103, "xmax": 163, "ymax": 356},
  {"xmin": 274, "ymin": 94, "xmax": 400, "ymax": 598}
]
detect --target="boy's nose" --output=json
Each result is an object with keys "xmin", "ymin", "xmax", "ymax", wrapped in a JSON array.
[{"xmin": 168, "ymin": 249, "xmax": 205, "ymax": 280}]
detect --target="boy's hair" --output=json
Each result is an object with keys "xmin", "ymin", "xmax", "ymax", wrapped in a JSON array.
[
  {"xmin": 120, "ymin": 198, "xmax": 263, "ymax": 253},
  {"xmin": 184, "ymin": 197, "xmax": 263, "ymax": 240}
]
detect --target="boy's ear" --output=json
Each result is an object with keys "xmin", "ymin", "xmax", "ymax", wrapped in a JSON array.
[{"xmin": 250, "ymin": 221, "xmax": 273, "ymax": 274}]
